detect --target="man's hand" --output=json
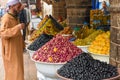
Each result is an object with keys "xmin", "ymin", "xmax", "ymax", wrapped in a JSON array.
[{"xmin": 18, "ymin": 23, "xmax": 25, "ymax": 30}]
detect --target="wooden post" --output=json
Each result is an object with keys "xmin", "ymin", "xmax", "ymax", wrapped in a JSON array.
[
  {"xmin": 52, "ymin": 0, "xmax": 66, "ymax": 20},
  {"xmin": 109, "ymin": 0, "xmax": 120, "ymax": 68}
]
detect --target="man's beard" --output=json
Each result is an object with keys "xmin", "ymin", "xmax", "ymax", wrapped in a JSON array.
[{"xmin": 13, "ymin": 9, "xmax": 19, "ymax": 17}]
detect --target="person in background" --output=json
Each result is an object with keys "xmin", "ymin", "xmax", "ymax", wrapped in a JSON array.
[
  {"xmin": 101, "ymin": 1, "xmax": 110, "ymax": 15},
  {"xmin": 0, "ymin": 7, "xmax": 5, "ymax": 20},
  {"xmin": 19, "ymin": 2, "xmax": 30, "ymax": 41},
  {"xmin": 0, "ymin": 0, "xmax": 25, "ymax": 80}
]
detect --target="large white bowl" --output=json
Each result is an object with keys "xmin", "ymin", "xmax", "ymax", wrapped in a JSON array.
[
  {"xmin": 88, "ymin": 51, "xmax": 109, "ymax": 63},
  {"xmin": 77, "ymin": 45, "xmax": 89, "ymax": 53},
  {"xmin": 26, "ymin": 48, "xmax": 36, "ymax": 59},
  {"xmin": 32, "ymin": 59, "xmax": 65, "ymax": 79}
]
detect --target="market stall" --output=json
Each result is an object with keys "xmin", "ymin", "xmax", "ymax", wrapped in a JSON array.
[{"xmin": 25, "ymin": 0, "xmax": 120, "ymax": 80}]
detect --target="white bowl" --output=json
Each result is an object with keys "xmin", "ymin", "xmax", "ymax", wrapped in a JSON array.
[
  {"xmin": 37, "ymin": 71, "xmax": 46, "ymax": 80},
  {"xmin": 26, "ymin": 48, "xmax": 36, "ymax": 59},
  {"xmin": 32, "ymin": 59, "xmax": 65, "ymax": 79},
  {"xmin": 88, "ymin": 51, "xmax": 109, "ymax": 63},
  {"xmin": 77, "ymin": 45, "xmax": 89, "ymax": 53},
  {"xmin": 37, "ymin": 71, "xmax": 60, "ymax": 80}
]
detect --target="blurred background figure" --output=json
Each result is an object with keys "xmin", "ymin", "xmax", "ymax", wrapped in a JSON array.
[
  {"xmin": 0, "ymin": 6, "xmax": 5, "ymax": 21},
  {"xmin": 19, "ymin": 2, "xmax": 30, "ymax": 41},
  {"xmin": 101, "ymin": 1, "xmax": 109, "ymax": 15}
]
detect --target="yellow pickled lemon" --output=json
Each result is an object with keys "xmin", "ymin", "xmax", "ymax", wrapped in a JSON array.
[
  {"xmin": 97, "ymin": 51, "xmax": 101, "ymax": 54},
  {"xmin": 94, "ymin": 50, "xmax": 98, "ymax": 53},
  {"xmin": 44, "ymin": 47, "xmax": 47, "ymax": 50},
  {"xmin": 106, "ymin": 31, "xmax": 110, "ymax": 36},
  {"xmin": 48, "ymin": 57, "xmax": 53, "ymax": 62},
  {"xmin": 53, "ymin": 48, "xmax": 58, "ymax": 52}
]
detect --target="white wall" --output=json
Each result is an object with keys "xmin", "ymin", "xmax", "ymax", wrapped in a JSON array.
[
  {"xmin": 99, "ymin": 0, "xmax": 109, "ymax": 2},
  {"xmin": 0, "ymin": 0, "xmax": 8, "ymax": 8},
  {"xmin": 41, "ymin": 0, "xmax": 52, "ymax": 18}
]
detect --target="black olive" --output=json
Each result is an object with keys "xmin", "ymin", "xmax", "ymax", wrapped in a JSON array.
[
  {"xmin": 57, "ymin": 53, "xmax": 119, "ymax": 80},
  {"xmin": 28, "ymin": 34, "xmax": 53, "ymax": 51}
]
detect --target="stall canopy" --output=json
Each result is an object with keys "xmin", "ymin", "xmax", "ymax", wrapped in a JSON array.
[{"xmin": 92, "ymin": 0, "xmax": 99, "ymax": 9}]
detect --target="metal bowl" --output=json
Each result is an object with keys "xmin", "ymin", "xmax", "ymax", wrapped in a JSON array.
[
  {"xmin": 32, "ymin": 59, "xmax": 66, "ymax": 79},
  {"xmin": 56, "ymin": 68, "xmax": 120, "ymax": 80}
]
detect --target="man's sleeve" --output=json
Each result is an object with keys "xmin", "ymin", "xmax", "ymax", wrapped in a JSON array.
[{"xmin": 0, "ymin": 19, "xmax": 21, "ymax": 39}]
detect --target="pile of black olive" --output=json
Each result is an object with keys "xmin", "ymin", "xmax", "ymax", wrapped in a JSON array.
[
  {"xmin": 28, "ymin": 34, "xmax": 53, "ymax": 51},
  {"xmin": 57, "ymin": 53, "xmax": 119, "ymax": 80}
]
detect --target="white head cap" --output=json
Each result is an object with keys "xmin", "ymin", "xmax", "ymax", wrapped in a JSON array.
[{"xmin": 7, "ymin": 0, "xmax": 20, "ymax": 7}]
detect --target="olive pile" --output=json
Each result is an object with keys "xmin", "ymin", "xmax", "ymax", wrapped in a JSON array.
[
  {"xmin": 57, "ymin": 53, "xmax": 119, "ymax": 80},
  {"xmin": 28, "ymin": 34, "xmax": 53, "ymax": 51}
]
